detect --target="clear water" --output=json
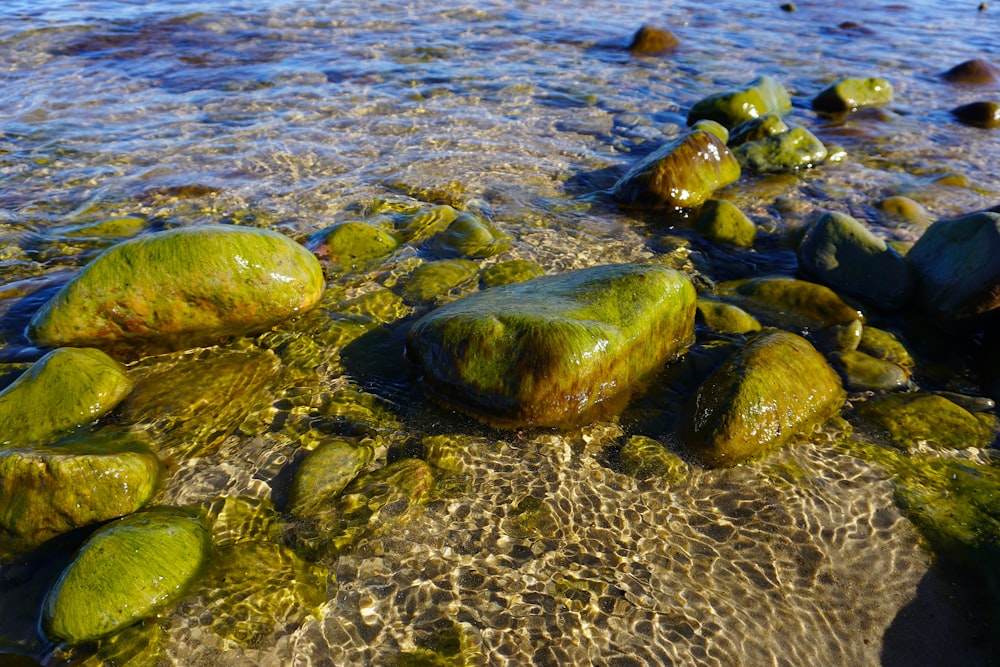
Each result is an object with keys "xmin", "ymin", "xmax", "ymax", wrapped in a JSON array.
[{"xmin": 0, "ymin": 1, "xmax": 998, "ymax": 665}]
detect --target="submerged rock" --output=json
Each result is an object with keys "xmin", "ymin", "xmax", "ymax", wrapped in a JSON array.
[
  {"xmin": 0, "ymin": 347, "xmax": 133, "ymax": 448},
  {"xmin": 907, "ymin": 212, "xmax": 1000, "ymax": 324},
  {"xmin": 695, "ymin": 298, "xmax": 761, "ymax": 335},
  {"xmin": 612, "ymin": 130, "xmax": 740, "ymax": 210},
  {"xmin": 692, "ymin": 199, "xmax": 756, "ymax": 247},
  {"xmin": 797, "ymin": 211, "xmax": 913, "ymax": 309},
  {"xmin": 407, "ymin": 264, "xmax": 696, "ymax": 427},
  {"xmin": 618, "ymin": 435, "xmax": 687, "ymax": 483},
  {"xmin": 830, "ymin": 349, "xmax": 910, "ymax": 392},
  {"xmin": 857, "ymin": 326, "xmax": 914, "ymax": 370},
  {"xmin": 0, "ymin": 432, "xmax": 161, "ymax": 553},
  {"xmin": 734, "ymin": 126, "xmax": 829, "ymax": 173},
  {"xmin": 480, "ymin": 260, "xmax": 545, "ymax": 288},
  {"xmin": 26, "ymin": 225, "xmax": 325, "ymax": 355},
  {"xmin": 687, "ymin": 75, "xmax": 792, "ymax": 128},
  {"xmin": 716, "ymin": 276, "xmax": 863, "ymax": 332},
  {"xmin": 401, "ymin": 259, "xmax": 480, "ymax": 305},
  {"xmin": 628, "ymin": 24, "xmax": 679, "ymax": 54},
  {"xmin": 287, "ymin": 439, "xmax": 374, "ymax": 518},
  {"xmin": 952, "ymin": 101, "xmax": 1000, "ymax": 128},
  {"xmin": 942, "ymin": 59, "xmax": 1000, "ymax": 85},
  {"xmin": 686, "ymin": 331, "xmax": 845, "ymax": 467},
  {"xmin": 876, "ymin": 196, "xmax": 933, "ymax": 226},
  {"xmin": 812, "ymin": 77, "xmax": 893, "ymax": 112},
  {"xmin": 854, "ymin": 393, "xmax": 994, "ymax": 450},
  {"xmin": 41, "ymin": 507, "xmax": 209, "ymax": 644},
  {"xmin": 727, "ymin": 113, "xmax": 789, "ymax": 147},
  {"xmin": 430, "ymin": 213, "xmax": 510, "ymax": 259},
  {"xmin": 306, "ymin": 220, "xmax": 399, "ymax": 269}
]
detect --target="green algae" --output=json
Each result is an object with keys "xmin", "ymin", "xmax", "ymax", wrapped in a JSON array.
[
  {"xmin": 618, "ymin": 435, "xmax": 687, "ymax": 483},
  {"xmin": 431, "ymin": 213, "xmax": 511, "ymax": 259},
  {"xmin": 813, "ymin": 77, "xmax": 893, "ymax": 112},
  {"xmin": 506, "ymin": 495, "xmax": 558, "ymax": 539},
  {"xmin": 287, "ymin": 438, "xmax": 374, "ymax": 518},
  {"xmin": 401, "ymin": 259, "xmax": 480, "ymax": 305},
  {"xmin": 691, "ymin": 199, "xmax": 756, "ymax": 247},
  {"xmin": 480, "ymin": 259, "xmax": 545, "ymax": 288},
  {"xmin": 857, "ymin": 326, "xmax": 914, "ymax": 369},
  {"xmin": 734, "ymin": 126, "xmax": 829, "ymax": 173},
  {"xmin": 830, "ymin": 349, "xmax": 910, "ymax": 392},
  {"xmin": 695, "ymin": 298, "xmax": 762, "ymax": 335},
  {"xmin": 307, "ymin": 220, "xmax": 400, "ymax": 270},
  {"xmin": 727, "ymin": 113, "xmax": 790, "ymax": 147},
  {"xmin": 398, "ymin": 620, "xmax": 482, "ymax": 667},
  {"xmin": 687, "ymin": 75, "xmax": 792, "ymax": 128},
  {"xmin": 716, "ymin": 276, "xmax": 864, "ymax": 332},
  {"xmin": 854, "ymin": 392, "xmax": 994, "ymax": 451}
]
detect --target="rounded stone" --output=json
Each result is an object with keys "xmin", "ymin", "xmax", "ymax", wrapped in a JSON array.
[
  {"xmin": 734, "ymin": 126, "xmax": 829, "ymax": 173},
  {"xmin": 687, "ymin": 75, "xmax": 792, "ymax": 129},
  {"xmin": 812, "ymin": 77, "xmax": 893, "ymax": 112},
  {"xmin": 628, "ymin": 25, "xmax": 679, "ymax": 54},
  {"xmin": 695, "ymin": 298, "xmax": 761, "ymax": 335},
  {"xmin": 855, "ymin": 393, "xmax": 994, "ymax": 450},
  {"xmin": 692, "ymin": 200, "xmax": 757, "ymax": 247},
  {"xmin": 942, "ymin": 59, "xmax": 1000, "ymax": 85},
  {"xmin": 306, "ymin": 221, "xmax": 399, "ymax": 268},
  {"xmin": 716, "ymin": 275, "xmax": 864, "ymax": 332},
  {"xmin": 287, "ymin": 439, "xmax": 374, "ymax": 519},
  {"xmin": 830, "ymin": 349, "xmax": 910, "ymax": 392},
  {"xmin": 952, "ymin": 101, "xmax": 1000, "ymax": 129}
]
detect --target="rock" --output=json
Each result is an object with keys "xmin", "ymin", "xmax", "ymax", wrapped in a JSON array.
[
  {"xmin": 695, "ymin": 298, "xmax": 761, "ymax": 334},
  {"xmin": 407, "ymin": 264, "xmax": 696, "ymax": 427},
  {"xmin": 628, "ymin": 25, "xmax": 679, "ymax": 54},
  {"xmin": 41, "ymin": 507, "xmax": 209, "ymax": 644},
  {"xmin": 855, "ymin": 392, "xmax": 994, "ymax": 450},
  {"xmin": 306, "ymin": 220, "xmax": 399, "ymax": 269},
  {"xmin": 687, "ymin": 75, "xmax": 792, "ymax": 128},
  {"xmin": 857, "ymin": 326, "xmax": 914, "ymax": 369},
  {"xmin": 686, "ymin": 331, "xmax": 845, "ymax": 467},
  {"xmin": 716, "ymin": 276, "xmax": 864, "ymax": 332},
  {"xmin": 692, "ymin": 199, "xmax": 756, "ymax": 247},
  {"xmin": 401, "ymin": 259, "xmax": 480, "ymax": 305},
  {"xmin": 814, "ymin": 319, "xmax": 863, "ymax": 352},
  {"xmin": 797, "ymin": 211, "xmax": 913, "ymax": 309},
  {"xmin": 812, "ymin": 77, "xmax": 893, "ymax": 112},
  {"xmin": 727, "ymin": 113, "xmax": 790, "ymax": 147},
  {"xmin": 618, "ymin": 435, "xmax": 686, "ymax": 483},
  {"xmin": 27, "ymin": 226, "xmax": 324, "ymax": 356},
  {"xmin": 286, "ymin": 439, "xmax": 373, "ymax": 518},
  {"xmin": 942, "ymin": 59, "xmax": 1000, "ymax": 85},
  {"xmin": 612, "ymin": 130, "xmax": 741, "ymax": 210},
  {"xmin": 480, "ymin": 260, "xmax": 545, "ymax": 288},
  {"xmin": 830, "ymin": 350, "xmax": 910, "ymax": 392},
  {"xmin": 431, "ymin": 213, "xmax": 510, "ymax": 259},
  {"xmin": 0, "ymin": 348, "xmax": 133, "ymax": 448},
  {"xmin": 876, "ymin": 196, "xmax": 932, "ymax": 226},
  {"xmin": 396, "ymin": 204, "xmax": 461, "ymax": 244},
  {"xmin": 907, "ymin": 212, "xmax": 1000, "ymax": 324},
  {"xmin": 690, "ymin": 119, "xmax": 728, "ymax": 144},
  {"xmin": 952, "ymin": 101, "xmax": 1000, "ymax": 128},
  {"xmin": 0, "ymin": 432, "xmax": 161, "ymax": 553},
  {"xmin": 734, "ymin": 126, "xmax": 829, "ymax": 173}
]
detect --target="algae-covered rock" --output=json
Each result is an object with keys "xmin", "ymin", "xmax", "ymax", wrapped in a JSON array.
[
  {"xmin": 798, "ymin": 211, "xmax": 913, "ymax": 309},
  {"xmin": 396, "ymin": 205, "xmax": 462, "ymax": 244},
  {"xmin": 628, "ymin": 24, "xmax": 679, "ymax": 54},
  {"xmin": 407, "ymin": 264, "xmax": 696, "ymax": 427},
  {"xmin": 727, "ymin": 113, "xmax": 789, "ymax": 147},
  {"xmin": 854, "ymin": 392, "xmax": 994, "ymax": 450},
  {"xmin": 480, "ymin": 260, "xmax": 545, "ymax": 288},
  {"xmin": 26, "ymin": 225, "xmax": 325, "ymax": 354},
  {"xmin": 695, "ymin": 298, "xmax": 761, "ymax": 335},
  {"xmin": 0, "ymin": 347, "xmax": 133, "ymax": 448},
  {"xmin": 734, "ymin": 126, "xmax": 828, "ymax": 173},
  {"xmin": 952, "ymin": 101, "xmax": 1000, "ymax": 129},
  {"xmin": 692, "ymin": 199, "xmax": 756, "ymax": 247},
  {"xmin": 306, "ymin": 220, "xmax": 399, "ymax": 268},
  {"xmin": 0, "ymin": 432, "xmax": 161, "ymax": 553},
  {"xmin": 618, "ymin": 435, "xmax": 686, "ymax": 483},
  {"xmin": 690, "ymin": 119, "xmax": 729, "ymax": 144},
  {"xmin": 687, "ymin": 75, "xmax": 792, "ymax": 128},
  {"xmin": 812, "ymin": 77, "xmax": 893, "ymax": 112},
  {"xmin": 857, "ymin": 326, "xmax": 914, "ymax": 369},
  {"xmin": 716, "ymin": 276, "xmax": 864, "ymax": 332},
  {"xmin": 612, "ymin": 130, "xmax": 741, "ymax": 210},
  {"xmin": 431, "ymin": 213, "xmax": 510, "ymax": 259},
  {"xmin": 41, "ymin": 507, "xmax": 209, "ymax": 644},
  {"xmin": 401, "ymin": 259, "xmax": 480, "ymax": 305},
  {"xmin": 830, "ymin": 349, "xmax": 909, "ymax": 392},
  {"xmin": 907, "ymin": 212, "xmax": 1000, "ymax": 324},
  {"xmin": 876, "ymin": 196, "xmax": 932, "ymax": 226},
  {"xmin": 814, "ymin": 318, "xmax": 863, "ymax": 353},
  {"xmin": 687, "ymin": 331, "xmax": 845, "ymax": 467},
  {"xmin": 287, "ymin": 439, "xmax": 374, "ymax": 518}
]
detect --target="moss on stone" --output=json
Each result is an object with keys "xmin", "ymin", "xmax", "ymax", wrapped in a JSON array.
[
  {"xmin": 306, "ymin": 220, "xmax": 400, "ymax": 269},
  {"xmin": 480, "ymin": 260, "xmax": 545, "ymax": 288},
  {"xmin": 734, "ymin": 127, "xmax": 828, "ymax": 173},
  {"xmin": 401, "ymin": 259, "xmax": 480, "ymax": 305},
  {"xmin": 287, "ymin": 439, "xmax": 374, "ymax": 518},
  {"xmin": 695, "ymin": 298, "xmax": 761, "ymax": 335},
  {"xmin": 854, "ymin": 392, "xmax": 994, "ymax": 450},
  {"xmin": 830, "ymin": 349, "xmax": 910, "ymax": 392},
  {"xmin": 727, "ymin": 113, "xmax": 789, "ymax": 147},
  {"xmin": 618, "ymin": 435, "xmax": 687, "ymax": 483},
  {"xmin": 687, "ymin": 75, "xmax": 792, "ymax": 128},
  {"xmin": 716, "ymin": 276, "xmax": 864, "ymax": 332},
  {"xmin": 692, "ymin": 199, "xmax": 757, "ymax": 247},
  {"xmin": 431, "ymin": 213, "xmax": 511, "ymax": 259},
  {"xmin": 813, "ymin": 77, "xmax": 893, "ymax": 112}
]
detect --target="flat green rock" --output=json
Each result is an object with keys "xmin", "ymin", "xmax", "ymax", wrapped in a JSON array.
[
  {"xmin": 687, "ymin": 331, "xmax": 845, "ymax": 467},
  {"xmin": 813, "ymin": 77, "xmax": 893, "ymax": 112},
  {"xmin": 687, "ymin": 75, "xmax": 792, "ymax": 128},
  {"xmin": 0, "ymin": 348, "xmax": 133, "ymax": 448},
  {"xmin": 42, "ymin": 506, "xmax": 209, "ymax": 644},
  {"xmin": 407, "ymin": 263, "xmax": 696, "ymax": 427},
  {"xmin": 855, "ymin": 392, "xmax": 994, "ymax": 450},
  {"xmin": 0, "ymin": 433, "xmax": 161, "ymax": 553},
  {"xmin": 27, "ymin": 225, "xmax": 325, "ymax": 355}
]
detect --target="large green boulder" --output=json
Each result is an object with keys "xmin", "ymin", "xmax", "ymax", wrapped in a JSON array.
[
  {"xmin": 612, "ymin": 130, "xmax": 741, "ymax": 210},
  {"xmin": 716, "ymin": 276, "xmax": 863, "ymax": 332},
  {"xmin": 407, "ymin": 263, "xmax": 697, "ymax": 427},
  {"xmin": 0, "ymin": 348, "xmax": 133, "ymax": 448},
  {"xmin": 733, "ymin": 127, "xmax": 829, "ymax": 173},
  {"xmin": 906, "ymin": 212, "xmax": 1000, "ymax": 324},
  {"xmin": 27, "ymin": 225, "xmax": 325, "ymax": 354},
  {"xmin": 812, "ymin": 77, "xmax": 893, "ymax": 112},
  {"xmin": 41, "ymin": 507, "xmax": 209, "ymax": 644},
  {"xmin": 686, "ymin": 331, "xmax": 845, "ymax": 467},
  {"xmin": 798, "ymin": 211, "xmax": 913, "ymax": 309},
  {"xmin": 687, "ymin": 75, "xmax": 792, "ymax": 128},
  {"xmin": 0, "ymin": 433, "xmax": 161, "ymax": 553}
]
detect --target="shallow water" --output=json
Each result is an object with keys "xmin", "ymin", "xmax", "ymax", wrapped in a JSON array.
[{"xmin": 0, "ymin": 0, "xmax": 998, "ymax": 665}]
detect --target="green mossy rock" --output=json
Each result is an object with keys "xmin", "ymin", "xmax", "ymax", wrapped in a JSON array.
[
  {"xmin": 0, "ymin": 433, "xmax": 161, "ymax": 553},
  {"xmin": 401, "ymin": 259, "xmax": 480, "ymax": 305},
  {"xmin": 716, "ymin": 276, "xmax": 864, "ymax": 332},
  {"xmin": 41, "ymin": 507, "xmax": 209, "ymax": 644},
  {"xmin": 692, "ymin": 199, "xmax": 756, "ymax": 247},
  {"xmin": 734, "ymin": 127, "xmax": 828, "ymax": 173},
  {"xmin": 287, "ymin": 439, "xmax": 374, "ymax": 518},
  {"xmin": 814, "ymin": 318, "xmax": 863, "ymax": 352},
  {"xmin": 407, "ymin": 264, "xmax": 696, "ymax": 427},
  {"xmin": 854, "ymin": 392, "xmax": 994, "ymax": 450},
  {"xmin": 480, "ymin": 260, "xmax": 545, "ymax": 288},
  {"xmin": 396, "ymin": 205, "xmax": 462, "ymax": 244},
  {"xmin": 687, "ymin": 75, "xmax": 792, "ymax": 128},
  {"xmin": 618, "ymin": 435, "xmax": 687, "ymax": 483},
  {"xmin": 0, "ymin": 348, "xmax": 133, "ymax": 448},
  {"xmin": 628, "ymin": 24, "xmax": 679, "ymax": 54},
  {"xmin": 695, "ymin": 298, "xmax": 761, "ymax": 335},
  {"xmin": 690, "ymin": 119, "xmax": 729, "ymax": 144},
  {"xmin": 727, "ymin": 113, "xmax": 790, "ymax": 147},
  {"xmin": 907, "ymin": 212, "xmax": 1000, "ymax": 324},
  {"xmin": 858, "ymin": 326, "xmax": 914, "ymax": 369},
  {"xmin": 306, "ymin": 221, "xmax": 399, "ymax": 268},
  {"xmin": 830, "ymin": 349, "xmax": 910, "ymax": 392},
  {"xmin": 876, "ymin": 196, "xmax": 932, "ymax": 226},
  {"xmin": 612, "ymin": 130, "xmax": 741, "ymax": 210},
  {"xmin": 812, "ymin": 77, "xmax": 893, "ymax": 112},
  {"xmin": 798, "ymin": 211, "xmax": 913, "ymax": 309},
  {"xmin": 431, "ymin": 213, "xmax": 511, "ymax": 259},
  {"xmin": 26, "ymin": 225, "xmax": 325, "ymax": 355},
  {"xmin": 952, "ymin": 101, "xmax": 1000, "ymax": 129},
  {"xmin": 687, "ymin": 331, "xmax": 845, "ymax": 467}
]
